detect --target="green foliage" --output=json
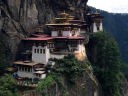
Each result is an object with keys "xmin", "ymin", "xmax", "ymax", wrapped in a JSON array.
[
  {"xmin": 37, "ymin": 55, "xmax": 90, "ymax": 96},
  {"xmin": 121, "ymin": 63, "xmax": 128, "ymax": 79},
  {"xmin": 90, "ymin": 6, "xmax": 128, "ymax": 63},
  {"xmin": 61, "ymin": 89, "xmax": 69, "ymax": 96},
  {"xmin": 37, "ymin": 74, "xmax": 55, "ymax": 93},
  {"xmin": 0, "ymin": 74, "xmax": 18, "ymax": 96},
  {"xmin": 55, "ymin": 55, "xmax": 89, "ymax": 84},
  {"xmin": 90, "ymin": 31, "xmax": 121, "ymax": 96},
  {"xmin": 0, "ymin": 34, "xmax": 12, "ymax": 75}
]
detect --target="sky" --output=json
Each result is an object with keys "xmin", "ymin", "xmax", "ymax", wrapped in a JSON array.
[{"xmin": 87, "ymin": 0, "xmax": 128, "ymax": 13}]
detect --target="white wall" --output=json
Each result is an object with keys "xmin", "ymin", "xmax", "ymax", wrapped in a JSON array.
[
  {"xmin": 93, "ymin": 22, "xmax": 98, "ymax": 33},
  {"xmin": 77, "ymin": 28, "xmax": 80, "ymax": 36},
  {"xmin": 52, "ymin": 31, "xmax": 58, "ymax": 36},
  {"xmin": 45, "ymin": 46, "xmax": 50, "ymax": 64},
  {"xmin": 17, "ymin": 70, "xmax": 46, "ymax": 79},
  {"xmin": 32, "ymin": 46, "xmax": 50, "ymax": 64},
  {"xmin": 93, "ymin": 21, "xmax": 103, "ymax": 33},
  {"xmin": 62, "ymin": 31, "xmax": 71, "ymax": 36},
  {"xmin": 41, "ymin": 74, "xmax": 46, "ymax": 79},
  {"xmin": 100, "ymin": 22, "xmax": 103, "ymax": 31},
  {"xmin": 51, "ymin": 54, "xmax": 65, "ymax": 59},
  {"xmin": 17, "ymin": 71, "xmax": 34, "ymax": 78},
  {"xmin": 77, "ymin": 44, "xmax": 86, "ymax": 57}
]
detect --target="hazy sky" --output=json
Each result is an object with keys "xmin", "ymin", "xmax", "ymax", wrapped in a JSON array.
[{"xmin": 87, "ymin": 0, "xmax": 128, "ymax": 13}]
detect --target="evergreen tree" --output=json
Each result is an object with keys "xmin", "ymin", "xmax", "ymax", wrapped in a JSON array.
[
  {"xmin": 89, "ymin": 32, "xmax": 121, "ymax": 96},
  {"xmin": 0, "ymin": 74, "xmax": 18, "ymax": 96},
  {"xmin": 37, "ymin": 55, "xmax": 89, "ymax": 96},
  {"xmin": 0, "ymin": 34, "xmax": 11, "ymax": 75}
]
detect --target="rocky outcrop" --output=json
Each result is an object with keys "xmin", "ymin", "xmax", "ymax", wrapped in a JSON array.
[{"xmin": 120, "ymin": 74, "xmax": 128, "ymax": 96}]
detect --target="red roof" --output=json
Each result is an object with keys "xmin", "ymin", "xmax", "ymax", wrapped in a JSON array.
[{"xmin": 23, "ymin": 33, "xmax": 84, "ymax": 41}]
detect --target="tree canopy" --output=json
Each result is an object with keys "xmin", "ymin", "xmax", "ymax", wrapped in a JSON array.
[
  {"xmin": 0, "ymin": 74, "xmax": 18, "ymax": 96},
  {"xmin": 0, "ymin": 34, "xmax": 12, "ymax": 75},
  {"xmin": 37, "ymin": 55, "xmax": 90, "ymax": 96},
  {"xmin": 89, "ymin": 31, "xmax": 121, "ymax": 96}
]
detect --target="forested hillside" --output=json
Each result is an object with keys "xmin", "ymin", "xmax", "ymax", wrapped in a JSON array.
[{"xmin": 90, "ymin": 7, "xmax": 128, "ymax": 63}]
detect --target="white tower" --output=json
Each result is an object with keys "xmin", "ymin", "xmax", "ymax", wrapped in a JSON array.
[
  {"xmin": 92, "ymin": 12, "xmax": 103, "ymax": 33},
  {"xmin": 32, "ymin": 45, "xmax": 50, "ymax": 64}
]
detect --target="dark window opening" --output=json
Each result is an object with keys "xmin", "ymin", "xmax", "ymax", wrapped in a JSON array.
[
  {"xmin": 37, "ymin": 49, "xmax": 39, "ymax": 53},
  {"xmin": 40, "ymin": 49, "xmax": 42, "ymax": 53},
  {"xmin": 43, "ymin": 49, "xmax": 45, "ymax": 54},
  {"xmin": 34, "ymin": 49, "xmax": 36, "ymax": 53},
  {"xmin": 58, "ymin": 31, "xmax": 62, "ymax": 36},
  {"xmin": 97, "ymin": 26, "xmax": 100, "ymax": 31}
]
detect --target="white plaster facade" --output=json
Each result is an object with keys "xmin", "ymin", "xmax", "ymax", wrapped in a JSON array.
[
  {"xmin": 63, "ymin": 31, "xmax": 71, "ymax": 36},
  {"xmin": 32, "ymin": 46, "xmax": 50, "ymax": 64},
  {"xmin": 93, "ymin": 21, "xmax": 103, "ymax": 33},
  {"xmin": 93, "ymin": 22, "xmax": 98, "ymax": 33},
  {"xmin": 51, "ymin": 54, "xmax": 65, "ymax": 59},
  {"xmin": 17, "ymin": 70, "xmax": 46, "ymax": 79},
  {"xmin": 41, "ymin": 74, "xmax": 46, "ymax": 79},
  {"xmin": 77, "ymin": 44, "xmax": 86, "ymax": 56},
  {"xmin": 99, "ymin": 22, "xmax": 103, "ymax": 31},
  {"xmin": 34, "ymin": 71, "xmax": 46, "ymax": 79},
  {"xmin": 52, "ymin": 31, "xmax": 58, "ymax": 36},
  {"xmin": 17, "ymin": 71, "xmax": 34, "ymax": 78}
]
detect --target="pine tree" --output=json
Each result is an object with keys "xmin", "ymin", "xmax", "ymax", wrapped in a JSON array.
[{"xmin": 89, "ymin": 31, "xmax": 121, "ymax": 96}]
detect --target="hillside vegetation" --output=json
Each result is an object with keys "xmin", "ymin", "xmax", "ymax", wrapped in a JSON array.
[{"xmin": 90, "ymin": 7, "xmax": 128, "ymax": 64}]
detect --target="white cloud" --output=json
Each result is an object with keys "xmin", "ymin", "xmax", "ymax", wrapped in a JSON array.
[{"xmin": 87, "ymin": 0, "xmax": 128, "ymax": 13}]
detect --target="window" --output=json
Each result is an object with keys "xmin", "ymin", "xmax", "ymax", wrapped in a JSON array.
[
  {"xmin": 34, "ymin": 49, "xmax": 36, "ymax": 53},
  {"xmin": 25, "ymin": 67, "xmax": 27, "ymax": 71},
  {"xmin": 97, "ymin": 26, "xmax": 100, "ymax": 31},
  {"xmin": 48, "ymin": 44, "xmax": 50, "ymax": 48},
  {"xmin": 40, "ymin": 49, "xmax": 42, "ymax": 53},
  {"xmin": 35, "ymin": 74, "xmax": 41, "ymax": 77},
  {"xmin": 28, "ymin": 67, "xmax": 32, "ymax": 72},
  {"xmin": 50, "ymin": 49, "xmax": 53, "ymax": 52},
  {"xmin": 72, "ymin": 30, "xmax": 75, "ymax": 36},
  {"xmin": 58, "ymin": 31, "xmax": 62, "ymax": 36},
  {"xmin": 43, "ymin": 49, "xmax": 45, "ymax": 54},
  {"xmin": 37, "ymin": 49, "xmax": 39, "ymax": 53},
  {"xmin": 21, "ymin": 67, "xmax": 24, "ymax": 71},
  {"xmin": 49, "ymin": 44, "xmax": 51, "ymax": 48},
  {"xmin": 27, "ymin": 68, "xmax": 30, "ymax": 72},
  {"xmin": 18, "ymin": 67, "xmax": 20, "ymax": 71}
]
